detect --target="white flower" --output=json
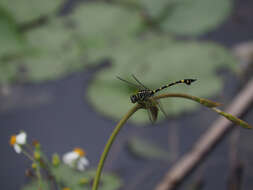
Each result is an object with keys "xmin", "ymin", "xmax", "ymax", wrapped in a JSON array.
[
  {"xmin": 62, "ymin": 148, "xmax": 89, "ymax": 171},
  {"xmin": 10, "ymin": 131, "xmax": 27, "ymax": 153}
]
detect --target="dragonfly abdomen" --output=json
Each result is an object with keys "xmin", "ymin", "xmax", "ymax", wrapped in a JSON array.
[{"xmin": 153, "ymin": 79, "xmax": 196, "ymax": 93}]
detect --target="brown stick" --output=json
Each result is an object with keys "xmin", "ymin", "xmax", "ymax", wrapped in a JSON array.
[
  {"xmin": 227, "ymin": 129, "xmax": 244, "ymax": 190},
  {"xmin": 155, "ymin": 78, "xmax": 253, "ymax": 190}
]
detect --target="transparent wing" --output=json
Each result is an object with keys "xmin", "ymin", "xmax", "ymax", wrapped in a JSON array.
[
  {"xmin": 147, "ymin": 108, "xmax": 155, "ymax": 124},
  {"xmin": 147, "ymin": 105, "xmax": 159, "ymax": 124},
  {"xmin": 116, "ymin": 76, "xmax": 141, "ymax": 89},
  {"xmin": 131, "ymin": 74, "xmax": 150, "ymax": 90},
  {"xmin": 156, "ymin": 99, "xmax": 168, "ymax": 118}
]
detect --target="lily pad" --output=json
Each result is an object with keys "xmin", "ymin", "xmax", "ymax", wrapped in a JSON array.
[
  {"xmin": 0, "ymin": 63, "xmax": 21, "ymax": 84},
  {"xmin": 87, "ymin": 39, "xmax": 237, "ymax": 124},
  {"xmin": 1, "ymin": 2, "xmax": 145, "ymax": 84},
  {"xmin": 23, "ymin": 18, "xmax": 87, "ymax": 82},
  {"xmin": 19, "ymin": 53, "xmax": 86, "ymax": 82},
  {"xmin": 0, "ymin": 0, "xmax": 64, "ymax": 24},
  {"xmin": 127, "ymin": 136, "xmax": 171, "ymax": 161},
  {"xmin": 68, "ymin": 2, "xmax": 143, "ymax": 63},
  {"xmin": 0, "ymin": 7, "xmax": 27, "ymax": 84},
  {"xmin": 0, "ymin": 7, "xmax": 25, "ymax": 58},
  {"xmin": 160, "ymin": 0, "xmax": 232, "ymax": 36},
  {"xmin": 1, "ymin": 18, "xmax": 88, "ymax": 83},
  {"xmin": 69, "ymin": 2, "xmax": 142, "ymax": 42},
  {"xmin": 139, "ymin": 0, "xmax": 175, "ymax": 19},
  {"xmin": 25, "ymin": 18, "xmax": 76, "ymax": 53}
]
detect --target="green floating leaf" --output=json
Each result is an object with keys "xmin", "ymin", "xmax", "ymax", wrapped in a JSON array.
[
  {"xmin": 22, "ymin": 19, "xmax": 87, "ymax": 82},
  {"xmin": 1, "ymin": 18, "xmax": 89, "ymax": 83},
  {"xmin": 113, "ymin": 0, "xmax": 141, "ymax": 8},
  {"xmin": 68, "ymin": 2, "xmax": 143, "ymax": 63},
  {"xmin": 0, "ymin": 6, "xmax": 25, "ymax": 57},
  {"xmin": 87, "ymin": 39, "xmax": 237, "ymax": 124},
  {"xmin": 139, "ymin": 0, "xmax": 175, "ymax": 19},
  {"xmin": 0, "ymin": 7, "xmax": 26, "ymax": 84},
  {"xmin": 1, "ymin": 2, "xmax": 144, "ymax": 84},
  {"xmin": 160, "ymin": 0, "xmax": 232, "ymax": 36},
  {"xmin": 25, "ymin": 19, "xmax": 75, "ymax": 53},
  {"xmin": 0, "ymin": 0, "xmax": 64, "ymax": 24},
  {"xmin": 69, "ymin": 2, "xmax": 142, "ymax": 42},
  {"xmin": 127, "ymin": 136, "xmax": 171, "ymax": 161},
  {"xmin": 0, "ymin": 63, "xmax": 19, "ymax": 84}
]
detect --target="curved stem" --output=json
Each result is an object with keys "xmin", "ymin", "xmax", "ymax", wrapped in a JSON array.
[
  {"xmin": 36, "ymin": 165, "xmax": 42, "ymax": 189},
  {"xmin": 155, "ymin": 93, "xmax": 251, "ymax": 129},
  {"xmin": 92, "ymin": 104, "xmax": 141, "ymax": 190},
  {"xmin": 154, "ymin": 93, "xmax": 221, "ymax": 108},
  {"xmin": 211, "ymin": 107, "xmax": 252, "ymax": 129}
]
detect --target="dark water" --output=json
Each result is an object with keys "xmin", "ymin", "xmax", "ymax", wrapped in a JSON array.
[{"xmin": 1, "ymin": 0, "xmax": 253, "ymax": 190}]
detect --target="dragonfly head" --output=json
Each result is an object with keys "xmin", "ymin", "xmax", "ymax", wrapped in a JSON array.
[{"xmin": 130, "ymin": 94, "xmax": 138, "ymax": 103}]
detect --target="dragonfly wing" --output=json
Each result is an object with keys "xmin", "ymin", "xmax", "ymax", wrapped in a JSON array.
[
  {"xmin": 147, "ymin": 108, "xmax": 155, "ymax": 124},
  {"xmin": 147, "ymin": 109, "xmax": 154, "ymax": 124},
  {"xmin": 156, "ymin": 99, "xmax": 168, "ymax": 118},
  {"xmin": 149, "ymin": 105, "xmax": 158, "ymax": 123},
  {"xmin": 116, "ymin": 76, "xmax": 141, "ymax": 89},
  {"xmin": 131, "ymin": 74, "xmax": 150, "ymax": 90}
]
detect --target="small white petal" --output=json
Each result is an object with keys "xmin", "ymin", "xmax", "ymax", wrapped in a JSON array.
[
  {"xmin": 77, "ymin": 157, "xmax": 89, "ymax": 171},
  {"xmin": 77, "ymin": 161, "xmax": 85, "ymax": 171},
  {"xmin": 80, "ymin": 157, "xmax": 89, "ymax": 167},
  {"xmin": 14, "ymin": 144, "xmax": 22, "ymax": 154},
  {"xmin": 63, "ymin": 151, "xmax": 79, "ymax": 166},
  {"xmin": 16, "ymin": 132, "xmax": 27, "ymax": 145}
]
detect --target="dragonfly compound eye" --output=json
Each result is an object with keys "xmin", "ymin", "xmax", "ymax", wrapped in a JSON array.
[{"xmin": 130, "ymin": 95, "xmax": 138, "ymax": 103}]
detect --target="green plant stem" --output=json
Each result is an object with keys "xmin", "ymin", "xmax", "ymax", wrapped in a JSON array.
[
  {"xmin": 154, "ymin": 93, "xmax": 221, "ymax": 108},
  {"xmin": 35, "ymin": 164, "xmax": 42, "ymax": 190},
  {"xmin": 22, "ymin": 148, "xmax": 42, "ymax": 189},
  {"xmin": 211, "ymin": 107, "xmax": 252, "ymax": 129},
  {"xmin": 155, "ymin": 94, "xmax": 251, "ymax": 129},
  {"xmin": 22, "ymin": 148, "xmax": 35, "ymax": 161},
  {"xmin": 92, "ymin": 104, "xmax": 141, "ymax": 190}
]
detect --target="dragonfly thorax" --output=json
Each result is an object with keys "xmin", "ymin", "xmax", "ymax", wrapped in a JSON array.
[{"xmin": 130, "ymin": 90, "xmax": 154, "ymax": 103}]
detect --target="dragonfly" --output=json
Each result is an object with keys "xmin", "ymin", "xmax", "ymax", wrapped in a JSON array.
[{"xmin": 117, "ymin": 74, "xmax": 196, "ymax": 123}]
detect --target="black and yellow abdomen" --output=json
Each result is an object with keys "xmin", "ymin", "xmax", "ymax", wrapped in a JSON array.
[{"xmin": 153, "ymin": 79, "xmax": 196, "ymax": 94}]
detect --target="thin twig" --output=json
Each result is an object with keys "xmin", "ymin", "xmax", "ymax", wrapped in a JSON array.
[
  {"xmin": 227, "ymin": 129, "xmax": 243, "ymax": 190},
  {"xmin": 154, "ymin": 78, "xmax": 253, "ymax": 190},
  {"xmin": 168, "ymin": 121, "xmax": 179, "ymax": 163}
]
